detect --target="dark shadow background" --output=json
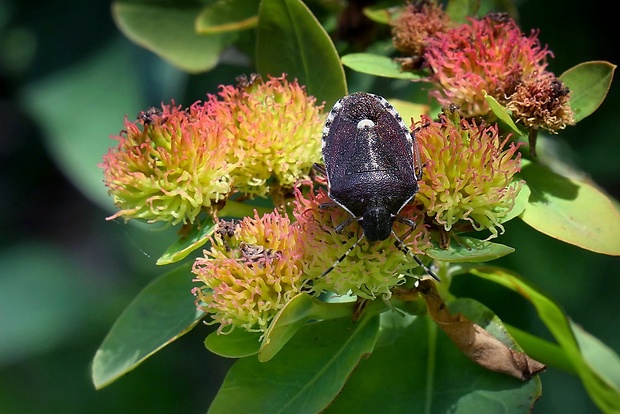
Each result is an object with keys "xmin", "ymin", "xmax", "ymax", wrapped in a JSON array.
[{"xmin": 0, "ymin": 0, "xmax": 618, "ymax": 412}]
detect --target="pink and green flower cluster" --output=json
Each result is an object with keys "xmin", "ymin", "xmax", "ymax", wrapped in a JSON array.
[
  {"xmin": 101, "ymin": 75, "xmax": 324, "ymax": 225},
  {"xmin": 392, "ymin": 8, "xmax": 575, "ymax": 134},
  {"xmin": 415, "ymin": 109, "xmax": 523, "ymax": 238}
]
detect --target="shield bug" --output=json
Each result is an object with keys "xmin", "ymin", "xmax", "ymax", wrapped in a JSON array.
[{"xmin": 320, "ymin": 92, "xmax": 439, "ymax": 281}]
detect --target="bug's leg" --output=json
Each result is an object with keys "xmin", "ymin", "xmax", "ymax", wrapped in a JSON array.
[
  {"xmin": 313, "ymin": 163, "xmax": 326, "ymax": 175},
  {"xmin": 321, "ymin": 233, "xmax": 365, "ymax": 278},
  {"xmin": 334, "ymin": 216, "xmax": 357, "ymax": 234},
  {"xmin": 319, "ymin": 201, "xmax": 338, "ymax": 210},
  {"xmin": 392, "ymin": 230, "xmax": 441, "ymax": 282},
  {"xmin": 394, "ymin": 216, "xmax": 417, "ymax": 241}
]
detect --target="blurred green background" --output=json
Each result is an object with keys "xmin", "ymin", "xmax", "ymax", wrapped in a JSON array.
[{"xmin": 0, "ymin": 0, "xmax": 618, "ymax": 412}]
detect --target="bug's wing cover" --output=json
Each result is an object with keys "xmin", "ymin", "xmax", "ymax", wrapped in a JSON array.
[
  {"xmin": 373, "ymin": 107, "xmax": 416, "ymax": 181},
  {"xmin": 322, "ymin": 104, "xmax": 357, "ymax": 186}
]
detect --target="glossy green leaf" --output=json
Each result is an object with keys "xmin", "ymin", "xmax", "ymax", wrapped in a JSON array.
[
  {"xmin": 156, "ymin": 218, "xmax": 216, "ymax": 266},
  {"xmin": 484, "ymin": 92, "xmax": 525, "ymax": 136},
  {"xmin": 205, "ymin": 329, "xmax": 262, "ymax": 358},
  {"xmin": 218, "ymin": 200, "xmax": 276, "ymax": 218},
  {"xmin": 571, "ymin": 321, "xmax": 620, "ymax": 393},
  {"xmin": 92, "ymin": 264, "xmax": 204, "ymax": 389},
  {"xmin": 341, "ymin": 53, "xmax": 422, "ymax": 80},
  {"xmin": 259, "ymin": 293, "xmax": 354, "ymax": 362},
  {"xmin": 259, "ymin": 293, "xmax": 319, "ymax": 362},
  {"xmin": 469, "ymin": 266, "xmax": 620, "ymax": 413},
  {"xmin": 208, "ymin": 315, "xmax": 380, "ymax": 414},
  {"xmin": 519, "ymin": 160, "xmax": 620, "ymax": 255},
  {"xmin": 445, "ymin": 0, "xmax": 480, "ymax": 23},
  {"xmin": 328, "ymin": 299, "xmax": 541, "ymax": 413},
  {"xmin": 560, "ymin": 61, "xmax": 616, "ymax": 123},
  {"xmin": 113, "ymin": 2, "xmax": 236, "ymax": 73},
  {"xmin": 362, "ymin": 5, "xmax": 400, "ymax": 24},
  {"xmin": 256, "ymin": 0, "xmax": 347, "ymax": 107},
  {"xmin": 427, "ymin": 237, "xmax": 515, "ymax": 263},
  {"xmin": 195, "ymin": 0, "xmax": 259, "ymax": 34}
]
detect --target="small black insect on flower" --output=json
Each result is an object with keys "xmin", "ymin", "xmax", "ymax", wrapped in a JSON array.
[
  {"xmin": 137, "ymin": 107, "xmax": 163, "ymax": 126},
  {"xmin": 319, "ymin": 92, "xmax": 439, "ymax": 281}
]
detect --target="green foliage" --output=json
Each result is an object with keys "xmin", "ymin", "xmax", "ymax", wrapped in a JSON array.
[
  {"xmin": 156, "ymin": 217, "xmax": 216, "ymax": 265},
  {"xmin": 519, "ymin": 160, "xmax": 620, "ymax": 255},
  {"xmin": 209, "ymin": 315, "xmax": 381, "ymax": 414},
  {"xmin": 195, "ymin": 0, "xmax": 259, "ymax": 34},
  {"xmin": 341, "ymin": 53, "xmax": 422, "ymax": 79},
  {"xmin": 427, "ymin": 237, "xmax": 515, "ymax": 263},
  {"xmin": 560, "ymin": 61, "xmax": 617, "ymax": 122},
  {"xmin": 91, "ymin": 264, "xmax": 204, "ymax": 389},
  {"xmin": 485, "ymin": 93, "xmax": 526, "ymax": 136},
  {"xmin": 205, "ymin": 329, "xmax": 262, "ymax": 358},
  {"xmin": 470, "ymin": 266, "xmax": 620, "ymax": 413},
  {"xmin": 328, "ymin": 299, "xmax": 542, "ymax": 413},
  {"xmin": 256, "ymin": 0, "xmax": 347, "ymax": 107},
  {"xmin": 83, "ymin": 0, "xmax": 620, "ymax": 412},
  {"xmin": 112, "ymin": 2, "xmax": 237, "ymax": 73}
]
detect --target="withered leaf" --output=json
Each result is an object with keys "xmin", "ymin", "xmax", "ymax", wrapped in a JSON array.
[{"xmin": 413, "ymin": 279, "xmax": 546, "ymax": 381}]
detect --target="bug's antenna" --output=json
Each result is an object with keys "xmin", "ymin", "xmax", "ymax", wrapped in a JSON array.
[{"xmin": 321, "ymin": 233, "xmax": 365, "ymax": 278}]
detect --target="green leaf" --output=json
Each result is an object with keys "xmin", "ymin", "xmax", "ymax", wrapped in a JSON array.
[
  {"xmin": 328, "ymin": 299, "xmax": 541, "ymax": 413},
  {"xmin": 256, "ymin": 0, "xmax": 347, "ymax": 107},
  {"xmin": 112, "ymin": 2, "xmax": 236, "ymax": 73},
  {"xmin": 559, "ymin": 61, "xmax": 616, "ymax": 123},
  {"xmin": 571, "ymin": 321, "xmax": 620, "ymax": 394},
  {"xmin": 427, "ymin": 237, "xmax": 515, "ymax": 263},
  {"xmin": 218, "ymin": 200, "xmax": 276, "ymax": 218},
  {"xmin": 519, "ymin": 160, "xmax": 620, "ymax": 255},
  {"xmin": 341, "ymin": 53, "xmax": 422, "ymax": 80},
  {"xmin": 91, "ymin": 264, "xmax": 204, "ymax": 389},
  {"xmin": 195, "ymin": 0, "xmax": 259, "ymax": 34},
  {"xmin": 362, "ymin": 5, "xmax": 401, "ymax": 25},
  {"xmin": 484, "ymin": 92, "xmax": 525, "ymax": 136},
  {"xmin": 208, "ymin": 315, "xmax": 380, "ymax": 414},
  {"xmin": 156, "ymin": 217, "xmax": 216, "ymax": 266},
  {"xmin": 259, "ymin": 293, "xmax": 319, "ymax": 362},
  {"xmin": 445, "ymin": 0, "xmax": 480, "ymax": 23},
  {"xmin": 469, "ymin": 266, "xmax": 620, "ymax": 413},
  {"xmin": 259, "ymin": 293, "xmax": 355, "ymax": 362},
  {"xmin": 156, "ymin": 201, "xmax": 276, "ymax": 266},
  {"xmin": 205, "ymin": 329, "xmax": 262, "ymax": 358}
]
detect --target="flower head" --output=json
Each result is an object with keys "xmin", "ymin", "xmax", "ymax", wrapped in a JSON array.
[
  {"xmin": 214, "ymin": 74, "xmax": 325, "ymax": 197},
  {"xmin": 424, "ymin": 15, "xmax": 551, "ymax": 118},
  {"xmin": 293, "ymin": 187, "xmax": 432, "ymax": 300},
  {"xmin": 415, "ymin": 109, "xmax": 522, "ymax": 238},
  {"xmin": 101, "ymin": 102, "xmax": 234, "ymax": 225},
  {"xmin": 192, "ymin": 210, "xmax": 312, "ymax": 334},
  {"xmin": 101, "ymin": 75, "xmax": 324, "ymax": 225},
  {"xmin": 505, "ymin": 72, "xmax": 575, "ymax": 133},
  {"xmin": 391, "ymin": 1, "xmax": 452, "ymax": 70}
]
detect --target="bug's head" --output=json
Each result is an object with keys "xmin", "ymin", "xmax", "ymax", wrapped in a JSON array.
[{"xmin": 360, "ymin": 207, "xmax": 393, "ymax": 242}]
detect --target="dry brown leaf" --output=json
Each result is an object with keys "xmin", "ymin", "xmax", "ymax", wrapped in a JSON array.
[{"xmin": 396, "ymin": 279, "xmax": 546, "ymax": 380}]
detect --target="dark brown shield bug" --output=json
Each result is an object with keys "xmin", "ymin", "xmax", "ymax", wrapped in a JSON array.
[{"xmin": 320, "ymin": 92, "xmax": 438, "ymax": 281}]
